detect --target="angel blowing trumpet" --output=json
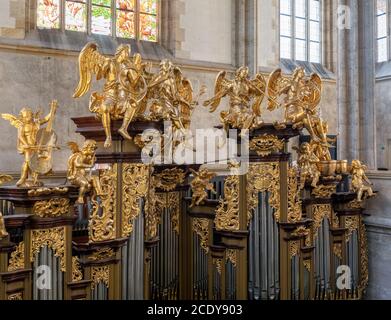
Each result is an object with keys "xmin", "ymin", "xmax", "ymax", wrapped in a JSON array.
[{"xmin": 1, "ymin": 100, "xmax": 58, "ymax": 187}]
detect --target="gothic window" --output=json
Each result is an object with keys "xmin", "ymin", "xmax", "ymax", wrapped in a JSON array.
[
  {"xmin": 279, "ymin": 0, "xmax": 321, "ymax": 63},
  {"xmin": 36, "ymin": 0, "xmax": 158, "ymax": 42},
  {"xmin": 377, "ymin": 0, "xmax": 389, "ymax": 62}
]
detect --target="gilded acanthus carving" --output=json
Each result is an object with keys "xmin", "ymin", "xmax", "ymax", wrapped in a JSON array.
[
  {"xmin": 213, "ymin": 258, "xmax": 223, "ymax": 275},
  {"xmin": 289, "ymin": 240, "xmax": 300, "ymax": 258},
  {"xmin": 31, "ymin": 226, "xmax": 66, "ymax": 272},
  {"xmin": 33, "ymin": 198, "xmax": 70, "ymax": 217},
  {"xmin": 247, "ymin": 162, "xmax": 280, "ymax": 224},
  {"xmin": 91, "ymin": 265, "xmax": 110, "ymax": 289},
  {"xmin": 345, "ymin": 216, "xmax": 360, "ymax": 243},
  {"xmin": 28, "ymin": 187, "xmax": 68, "ymax": 197},
  {"xmin": 359, "ymin": 221, "xmax": 369, "ymax": 291},
  {"xmin": 311, "ymin": 204, "xmax": 338, "ymax": 241},
  {"xmin": 303, "ymin": 260, "xmax": 311, "ymax": 272},
  {"xmin": 153, "ymin": 168, "xmax": 185, "ymax": 192},
  {"xmin": 215, "ymin": 174, "xmax": 240, "ymax": 231},
  {"xmin": 72, "ymin": 257, "xmax": 83, "ymax": 282},
  {"xmin": 168, "ymin": 192, "xmax": 180, "ymax": 234},
  {"xmin": 8, "ymin": 242, "xmax": 25, "ymax": 272},
  {"xmin": 287, "ymin": 167, "xmax": 302, "ymax": 223},
  {"xmin": 312, "ymin": 184, "xmax": 336, "ymax": 198},
  {"xmin": 249, "ymin": 134, "xmax": 284, "ymax": 157},
  {"xmin": 89, "ymin": 248, "xmax": 115, "ymax": 261},
  {"xmin": 122, "ymin": 164, "xmax": 149, "ymax": 237},
  {"xmin": 89, "ymin": 165, "xmax": 117, "ymax": 243},
  {"xmin": 7, "ymin": 292, "xmax": 23, "ymax": 300},
  {"xmin": 192, "ymin": 218, "xmax": 209, "ymax": 253},
  {"xmin": 333, "ymin": 243, "xmax": 343, "ymax": 260},
  {"xmin": 226, "ymin": 249, "xmax": 237, "ymax": 267},
  {"xmin": 189, "ymin": 168, "xmax": 216, "ymax": 207}
]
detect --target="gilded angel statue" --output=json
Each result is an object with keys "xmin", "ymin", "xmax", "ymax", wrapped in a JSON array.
[
  {"xmin": 189, "ymin": 168, "xmax": 216, "ymax": 207},
  {"xmin": 2, "ymin": 101, "xmax": 58, "ymax": 187},
  {"xmin": 67, "ymin": 140, "xmax": 103, "ymax": 204},
  {"xmin": 350, "ymin": 160, "xmax": 375, "ymax": 202},
  {"xmin": 203, "ymin": 66, "xmax": 266, "ymax": 131},
  {"xmin": 294, "ymin": 142, "xmax": 321, "ymax": 189},
  {"xmin": 147, "ymin": 59, "xmax": 195, "ymax": 131},
  {"xmin": 73, "ymin": 42, "xmax": 149, "ymax": 148}
]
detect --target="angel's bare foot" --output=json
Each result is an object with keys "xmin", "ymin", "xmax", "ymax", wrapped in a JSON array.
[
  {"xmin": 118, "ymin": 128, "xmax": 132, "ymax": 141},
  {"xmin": 104, "ymin": 137, "xmax": 112, "ymax": 148}
]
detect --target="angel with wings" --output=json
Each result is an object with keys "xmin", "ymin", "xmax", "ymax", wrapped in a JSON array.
[
  {"xmin": 189, "ymin": 168, "xmax": 217, "ymax": 208},
  {"xmin": 147, "ymin": 59, "xmax": 194, "ymax": 132},
  {"xmin": 73, "ymin": 42, "xmax": 149, "ymax": 148},
  {"xmin": 2, "ymin": 105, "xmax": 55, "ymax": 187},
  {"xmin": 67, "ymin": 140, "xmax": 103, "ymax": 204},
  {"xmin": 203, "ymin": 66, "xmax": 266, "ymax": 131}
]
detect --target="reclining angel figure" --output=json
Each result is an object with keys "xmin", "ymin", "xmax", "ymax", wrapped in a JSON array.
[
  {"xmin": 73, "ymin": 42, "xmax": 149, "ymax": 148},
  {"xmin": 203, "ymin": 66, "xmax": 266, "ymax": 131}
]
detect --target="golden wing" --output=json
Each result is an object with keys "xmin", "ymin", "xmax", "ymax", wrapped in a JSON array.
[
  {"xmin": 250, "ymin": 73, "xmax": 266, "ymax": 116},
  {"xmin": 301, "ymin": 73, "xmax": 322, "ymax": 112},
  {"xmin": 204, "ymin": 71, "xmax": 229, "ymax": 112},
  {"xmin": 73, "ymin": 42, "xmax": 108, "ymax": 98},
  {"xmin": 266, "ymin": 68, "xmax": 290, "ymax": 111},
  {"xmin": 67, "ymin": 141, "xmax": 80, "ymax": 154},
  {"xmin": 1, "ymin": 114, "xmax": 22, "ymax": 128}
]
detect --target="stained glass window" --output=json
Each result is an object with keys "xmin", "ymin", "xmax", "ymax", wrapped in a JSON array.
[
  {"xmin": 377, "ymin": 0, "xmax": 389, "ymax": 62},
  {"xmin": 279, "ymin": 0, "xmax": 322, "ymax": 63},
  {"xmin": 36, "ymin": 0, "xmax": 158, "ymax": 42}
]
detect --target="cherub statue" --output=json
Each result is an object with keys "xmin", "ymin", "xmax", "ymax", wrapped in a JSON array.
[
  {"xmin": 295, "ymin": 142, "xmax": 321, "ymax": 189},
  {"xmin": 267, "ymin": 68, "xmax": 327, "ymax": 137},
  {"xmin": 2, "ymin": 101, "xmax": 58, "ymax": 187},
  {"xmin": 203, "ymin": 66, "xmax": 266, "ymax": 131},
  {"xmin": 67, "ymin": 140, "xmax": 103, "ymax": 204},
  {"xmin": 73, "ymin": 42, "xmax": 149, "ymax": 148},
  {"xmin": 189, "ymin": 168, "xmax": 217, "ymax": 207},
  {"xmin": 0, "ymin": 174, "xmax": 12, "ymax": 239},
  {"xmin": 350, "ymin": 160, "xmax": 375, "ymax": 202},
  {"xmin": 147, "ymin": 59, "xmax": 195, "ymax": 132}
]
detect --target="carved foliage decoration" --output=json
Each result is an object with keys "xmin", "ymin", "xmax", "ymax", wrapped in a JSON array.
[
  {"xmin": 33, "ymin": 198, "xmax": 70, "ymax": 217},
  {"xmin": 168, "ymin": 192, "xmax": 180, "ymax": 234},
  {"xmin": 153, "ymin": 168, "xmax": 185, "ymax": 192},
  {"xmin": 311, "ymin": 204, "xmax": 339, "ymax": 242},
  {"xmin": 247, "ymin": 162, "xmax": 280, "ymax": 224},
  {"xmin": 312, "ymin": 184, "xmax": 336, "ymax": 198},
  {"xmin": 213, "ymin": 258, "xmax": 223, "ymax": 275},
  {"xmin": 289, "ymin": 240, "xmax": 300, "ymax": 258},
  {"xmin": 8, "ymin": 241, "xmax": 25, "ymax": 272},
  {"xmin": 192, "ymin": 218, "xmax": 209, "ymax": 253},
  {"xmin": 91, "ymin": 265, "xmax": 110, "ymax": 289},
  {"xmin": 249, "ymin": 134, "xmax": 284, "ymax": 157},
  {"xmin": 122, "ymin": 164, "xmax": 149, "ymax": 237},
  {"xmin": 72, "ymin": 257, "xmax": 83, "ymax": 282},
  {"xmin": 8, "ymin": 292, "xmax": 23, "ymax": 300},
  {"xmin": 89, "ymin": 165, "xmax": 117, "ymax": 242},
  {"xmin": 333, "ymin": 243, "xmax": 343, "ymax": 260},
  {"xmin": 345, "ymin": 215, "xmax": 360, "ymax": 243},
  {"xmin": 359, "ymin": 220, "xmax": 369, "ymax": 291},
  {"xmin": 287, "ymin": 167, "xmax": 302, "ymax": 223},
  {"xmin": 215, "ymin": 174, "xmax": 240, "ymax": 231},
  {"xmin": 226, "ymin": 249, "xmax": 237, "ymax": 267},
  {"xmin": 88, "ymin": 247, "xmax": 115, "ymax": 261},
  {"xmin": 31, "ymin": 227, "xmax": 66, "ymax": 272}
]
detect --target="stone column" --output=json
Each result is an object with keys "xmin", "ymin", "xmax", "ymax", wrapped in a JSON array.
[{"xmin": 337, "ymin": 0, "xmax": 377, "ymax": 168}]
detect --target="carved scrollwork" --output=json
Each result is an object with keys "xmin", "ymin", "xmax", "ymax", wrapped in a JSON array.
[
  {"xmin": 122, "ymin": 164, "xmax": 149, "ymax": 237},
  {"xmin": 312, "ymin": 184, "xmax": 336, "ymax": 198},
  {"xmin": 288, "ymin": 167, "xmax": 302, "ymax": 223},
  {"xmin": 249, "ymin": 134, "xmax": 284, "ymax": 157},
  {"xmin": 89, "ymin": 248, "xmax": 115, "ymax": 261},
  {"xmin": 30, "ymin": 227, "xmax": 66, "ymax": 272},
  {"xmin": 153, "ymin": 168, "xmax": 185, "ymax": 192},
  {"xmin": 33, "ymin": 198, "xmax": 70, "ymax": 217},
  {"xmin": 7, "ymin": 292, "xmax": 23, "ymax": 300},
  {"xmin": 72, "ymin": 257, "xmax": 83, "ymax": 282},
  {"xmin": 213, "ymin": 258, "xmax": 223, "ymax": 275},
  {"xmin": 345, "ymin": 215, "xmax": 360, "ymax": 243},
  {"xmin": 215, "ymin": 174, "xmax": 240, "ymax": 231},
  {"xmin": 28, "ymin": 187, "xmax": 68, "ymax": 197},
  {"xmin": 89, "ymin": 165, "xmax": 117, "ymax": 243},
  {"xmin": 289, "ymin": 240, "xmax": 300, "ymax": 258},
  {"xmin": 359, "ymin": 221, "xmax": 369, "ymax": 291},
  {"xmin": 8, "ymin": 241, "xmax": 24, "ymax": 272},
  {"xmin": 91, "ymin": 265, "xmax": 110, "ymax": 289},
  {"xmin": 168, "ymin": 192, "xmax": 180, "ymax": 234},
  {"xmin": 247, "ymin": 162, "xmax": 280, "ymax": 224},
  {"xmin": 226, "ymin": 249, "xmax": 237, "ymax": 267},
  {"xmin": 333, "ymin": 243, "xmax": 343, "ymax": 260},
  {"xmin": 192, "ymin": 218, "xmax": 209, "ymax": 253}
]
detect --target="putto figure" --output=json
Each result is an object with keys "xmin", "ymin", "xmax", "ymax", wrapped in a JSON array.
[
  {"xmin": 350, "ymin": 160, "xmax": 375, "ymax": 202},
  {"xmin": 189, "ymin": 168, "xmax": 216, "ymax": 208},
  {"xmin": 73, "ymin": 42, "xmax": 149, "ymax": 148},
  {"xmin": 67, "ymin": 140, "xmax": 103, "ymax": 204},
  {"xmin": 267, "ymin": 67, "xmax": 332, "ymax": 159},
  {"xmin": 147, "ymin": 59, "xmax": 195, "ymax": 132},
  {"xmin": 1, "ymin": 101, "xmax": 58, "ymax": 187},
  {"xmin": 295, "ymin": 142, "xmax": 320, "ymax": 189},
  {"xmin": 203, "ymin": 66, "xmax": 266, "ymax": 131}
]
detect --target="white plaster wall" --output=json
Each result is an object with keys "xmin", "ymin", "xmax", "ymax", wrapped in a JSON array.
[{"xmin": 180, "ymin": 0, "xmax": 232, "ymax": 64}]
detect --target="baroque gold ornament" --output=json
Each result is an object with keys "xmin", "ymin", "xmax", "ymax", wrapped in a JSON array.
[
  {"xmin": 247, "ymin": 162, "xmax": 280, "ymax": 223},
  {"xmin": 89, "ymin": 165, "xmax": 117, "ymax": 243},
  {"xmin": 30, "ymin": 226, "xmax": 66, "ymax": 272},
  {"xmin": 295, "ymin": 142, "xmax": 321, "ymax": 189},
  {"xmin": 1, "ymin": 100, "xmax": 58, "ymax": 187},
  {"xmin": 72, "ymin": 256, "xmax": 83, "ymax": 282},
  {"xmin": 89, "ymin": 248, "xmax": 115, "ymax": 261},
  {"xmin": 249, "ymin": 135, "xmax": 284, "ymax": 157},
  {"xmin": 287, "ymin": 167, "xmax": 302, "ymax": 222},
  {"xmin": 28, "ymin": 187, "xmax": 68, "ymax": 197},
  {"xmin": 122, "ymin": 164, "xmax": 149, "ymax": 237},
  {"xmin": 153, "ymin": 168, "xmax": 185, "ymax": 192},
  {"xmin": 350, "ymin": 160, "xmax": 375, "ymax": 203},
  {"xmin": 0, "ymin": 212, "xmax": 8, "ymax": 239},
  {"xmin": 73, "ymin": 42, "xmax": 149, "ymax": 148},
  {"xmin": 8, "ymin": 242, "xmax": 25, "ymax": 272},
  {"xmin": 192, "ymin": 218, "xmax": 209, "ymax": 253},
  {"xmin": 67, "ymin": 140, "xmax": 103, "ymax": 204},
  {"xmin": 204, "ymin": 66, "xmax": 267, "ymax": 130},
  {"xmin": 312, "ymin": 184, "xmax": 336, "ymax": 198},
  {"xmin": 33, "ymin": 198, "xmax": 70, "ymax": 217},
  {"xmin": 91, "ymin": 265, "xmax": 110, "ymax": 289},
  {"xmin": 189, "ymin": 168, "xmax": 216, "ymax": 207},
  {"xmin": 226, "ymin": 249, "xmax": 237, "ymax": 267}
]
